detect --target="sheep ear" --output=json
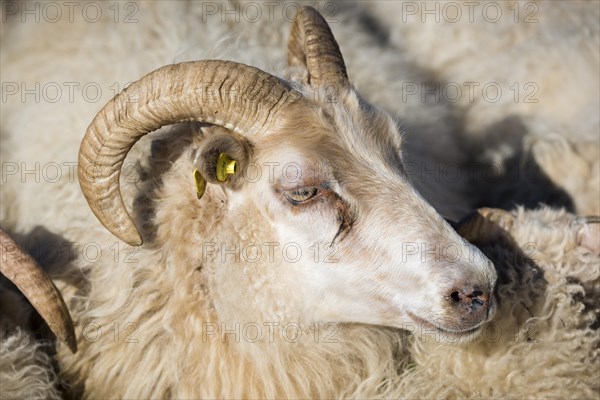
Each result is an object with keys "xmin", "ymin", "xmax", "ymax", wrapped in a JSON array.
[
  {"xmin": 193, "ymin": 132, "xmax": 251, "ymax": 190},
  {"xmin": 577, "ymin": 216, "xmax": 600, "ymax": 254}
]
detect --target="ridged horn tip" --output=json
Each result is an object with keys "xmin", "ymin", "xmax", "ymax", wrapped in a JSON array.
[{"xmin": 0, "ymin": 230, "xmax": 77, "ymax": 353}]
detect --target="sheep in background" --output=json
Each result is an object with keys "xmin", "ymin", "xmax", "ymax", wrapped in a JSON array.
[
  {"xmin": 0, "ymin": 229, "xmax": 75, "ymax": 399},
  {"xmin": 363, "ymin": 0, "xmax": 600, "ymax": 214}
]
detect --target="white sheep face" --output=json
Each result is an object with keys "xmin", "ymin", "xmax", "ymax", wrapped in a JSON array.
[{"xmin": 204, "ymin": 88, "xmax": 498, "ymax": 342}]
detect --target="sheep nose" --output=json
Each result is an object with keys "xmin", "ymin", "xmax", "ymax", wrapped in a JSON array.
[
  {"xmin": 448, "ymin": 286, "xmax": 491, "ymax": 322},
  {"xmin": 450, "ymin": 288, "xmax": 489, "ymax": 309}
]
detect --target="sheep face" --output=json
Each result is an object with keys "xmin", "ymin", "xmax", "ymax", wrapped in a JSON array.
[
  {"xmin": 78, "ymin": 7, "xmax": 497, "ymax": 343},
  {"xmin": 204, "ymin": 88, "xmax": 498, "ymax": 342}
]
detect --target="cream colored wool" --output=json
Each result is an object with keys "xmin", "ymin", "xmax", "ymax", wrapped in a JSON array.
[
  {"xmin": 3, "ymin": 205, "xmax": 598, "ymax": 398},
  {"xmin": 0, "ymin": 290, "xmax": 62, "ymax": 400},
  {"xmin": 0, "ymin": 1, "xmax": 598, "ymax": 398},
  {"xmin": 398, "ymin": 207, "xmax": 599, "ymax": 398},
  {"xmin": 0, "ymin": 328, "xmax": 61, "ymax": 400},
  {"xmin": 364, "ymin": 0, "xmax": 600, "ymax": 214},
  {"xmin": 55, "ymin": 198, "xmax": 600, "ymax": 398}
]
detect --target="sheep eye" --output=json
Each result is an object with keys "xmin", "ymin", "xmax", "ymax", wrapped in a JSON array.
[{"xmin": 282, "ymin": 186, "xmax": 320, "ymax": 205}]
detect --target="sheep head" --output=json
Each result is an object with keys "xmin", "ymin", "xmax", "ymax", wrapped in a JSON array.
[{"xmin": 78, "ymin": 7, "xmax": 497, "ymax": 341}]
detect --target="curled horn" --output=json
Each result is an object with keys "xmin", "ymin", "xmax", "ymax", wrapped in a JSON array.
[
  {"xmin": 0, "ymin": 230, "xmax": 77, "ymax": 353},
  {"xmin": 78, "ymin": 60, "xmax": 303, "ymax": 246},
  {"xmin": 288, "ymin": 6, "xmax": 349, "ymax": 88}
]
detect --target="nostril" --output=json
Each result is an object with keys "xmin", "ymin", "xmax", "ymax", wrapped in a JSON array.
[
  {"xmin": 450, "ymin": 291, "xmax": 461, "ymax": 303},
  {"xmin": 448, "ymin": 287, "xmax": 490, "ymax": 310},
  {"xmin": 471, "ymin": 297, "xmax": 485, "ymax": 309}
]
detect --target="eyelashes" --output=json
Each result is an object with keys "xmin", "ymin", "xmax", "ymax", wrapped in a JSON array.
[{"xmin": 281, "ymin": 186, "xmax": 321, "ymax": 205}]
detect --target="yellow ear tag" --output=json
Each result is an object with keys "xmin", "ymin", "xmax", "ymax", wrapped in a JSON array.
[
  {"xmin": 193, "ymin": 169, "xmax": 207, "ymax": 200},
  {"xmin": 216, "ymin": 153, "xmax": 237, "ymax": 182}
]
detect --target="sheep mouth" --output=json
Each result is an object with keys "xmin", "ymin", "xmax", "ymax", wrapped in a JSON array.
[
  {"xmin": 405, "ymin": 294, "xmax": 498, "ymax": 340},
  {"xmin": 406, "ymin": 312, "xmax": 490, "ymax": 340}
]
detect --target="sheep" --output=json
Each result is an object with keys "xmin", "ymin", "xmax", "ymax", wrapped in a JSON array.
[
  {"xmin": 0, "ymin": 1, "xmax": 597, "ymax": 398},
  {"xmin": 0, "ymin": 229, "xmax": 76, "ymax": 351},
  {"xmin": 0, "ymin": 0, "xmax": 469, "ymax": 226},
  {"xmin": 0, "ymin": 229, "xmax": 75, "ymax": 399},
  {"xmin": 1, "ymin": 3, "xmax": 498, "ymax": 397},
  {"xmin": 65, "ymin": 7, "xmax": 501, "ymax": 398},
  {"xmin": 362, "ymin": 0, "xmax": 600, "ymax": 215},
  {"xmin": 3, "ymin": 208, "xmax": 598, "ymax": 397}
]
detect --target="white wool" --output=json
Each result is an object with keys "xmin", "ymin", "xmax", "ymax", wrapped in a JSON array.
[{"xmin": 0, "ymin": 1, "xmax": 597, "ymax": 398}]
